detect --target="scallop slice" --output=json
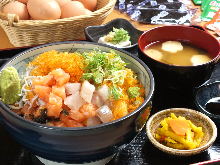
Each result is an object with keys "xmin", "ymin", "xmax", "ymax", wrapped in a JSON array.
[
  {"xmin": 162, "ymin": 41, "xmax": 183, "ymax": 53},
  {"xmin": 190, "ymin": 54, "xmax": 211, "ymax": 66}
]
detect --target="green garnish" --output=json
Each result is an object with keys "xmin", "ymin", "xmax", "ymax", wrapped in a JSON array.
[
  {"xmin": 127, "ymin": 87, "xmax": 140, "ymax": 98},
  {"xmin": 110, "ymin": 85, "xmax": 122, "ymax": 100},
  {"xmin": 82, "ymin": 50, "xmax": 127, "ymax": 85},
  {"xmin": 0, "ymin": 67, "xmax": 21, "ymax": 104},
  {"xmin": 105, "ymin": 28, "xmax": 130, "ymax": 45}
]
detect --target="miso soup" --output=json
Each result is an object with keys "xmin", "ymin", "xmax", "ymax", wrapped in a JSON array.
[{"xmin": 144, "ymin": 41, "xmax": 212, "ymax": 66}]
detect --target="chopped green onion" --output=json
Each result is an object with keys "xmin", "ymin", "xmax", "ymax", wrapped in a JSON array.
[
  {"xmin": 107, "ymin": 28, "xmax": 130, "ymax": 45},
  {"xmin": 127, "ymin": 87, "xmax": 140, "ymax": 98},
  {"xmin": 82, "ymin": 50, "xmax": 127, "ymax": 85},
  {"xmin": 110, "ymin": 85, "xmax": 122, "ymax": 100}
]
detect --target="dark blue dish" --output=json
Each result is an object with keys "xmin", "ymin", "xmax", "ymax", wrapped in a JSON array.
[
  {"xmin": 194, "ymin": 80, "xmax": 220, "ymax": 126},
  {"xmin": 0, "ymin": 41, "xmax": 154, "ymax": 164},
  {"xmin": 84, "ymin": 18, "xmax": 143, "ymax": 53}
]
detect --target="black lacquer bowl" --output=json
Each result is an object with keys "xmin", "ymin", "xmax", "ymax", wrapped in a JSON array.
[
  {"xmin": 0, "ymin": 41, "xmax": 154, "ymax": 164},
  {"xmin": 138, "ymin": 25, "xmax": 220, "ymax": 91},
  {"xmin": 84, "ymin": 18, "xmax": 143, "ymax": 52}
]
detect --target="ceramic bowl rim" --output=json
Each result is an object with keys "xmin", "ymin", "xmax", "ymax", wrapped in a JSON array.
[
  {"xmin": 146, "ymin": 108, "xmax": 217, "ymax": 156},
  {"xmin": 0, "ymin": 41, "xmax": 154, "ymax": 132},
  {"xmin": 138, "ymin": 25, "xmax": 220, "ymax": 68},
  {"xmin": 85, "ymin": 18, "xmax": 143, "ymax": 49}
]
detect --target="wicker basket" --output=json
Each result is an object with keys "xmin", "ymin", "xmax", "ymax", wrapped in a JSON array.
[{"xmin": 0, "ymin": 0, "xmax": 116, "ymax": 47}]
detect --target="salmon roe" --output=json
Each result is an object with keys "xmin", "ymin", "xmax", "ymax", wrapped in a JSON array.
[{"xmin": 29, "ymin": 50, "xmax": 85, "ymax": 82}]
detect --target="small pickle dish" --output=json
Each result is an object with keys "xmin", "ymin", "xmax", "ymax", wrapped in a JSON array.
[
  {"xmin": 0, "ymin": 41, "xmax": 154, "ymax": 164},
  {"xmin": 146, "ymin": 108, "xmax": 217, "ymax": 156},
  {"xmin": 85, "ymin": 18, "xmax": 143, "ymax": 52}
]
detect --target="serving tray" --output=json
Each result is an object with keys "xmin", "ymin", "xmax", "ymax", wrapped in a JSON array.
[{"xmin": 0, "ymin": 47, "xmax": 219, "ymax": 165}]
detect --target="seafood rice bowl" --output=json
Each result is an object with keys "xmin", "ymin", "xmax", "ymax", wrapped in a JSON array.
[{"xmin": 0, "ymin": 41, "xmax": 154, "ymax": 164}]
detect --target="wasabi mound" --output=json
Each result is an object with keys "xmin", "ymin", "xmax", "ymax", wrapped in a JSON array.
[{"xmin": 0, "ymin": 67, "xmax": 21, "ymax": 104}]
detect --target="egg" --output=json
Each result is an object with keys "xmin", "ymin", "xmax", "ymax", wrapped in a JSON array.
[
  {"xmin": 61, "ymin": 1, "xmax": 87, "ymax": 18},
  {"xmin": 27, "ymin": 0, "xmax": 61, "ymax": 20},
  {"xmin": 55, "ymin": 0, "xmax": 71, "ymax": 7},
  {"xmin": 17, "ymin": 0, "xmax": 28, "ymax": 3},
  {"xmin": 75, "ymin": 0, "xmax": 97, "ymax": 11},
  {"xmin": 2, "ymin": 1, "xmax": 29, "ymax": 20}
]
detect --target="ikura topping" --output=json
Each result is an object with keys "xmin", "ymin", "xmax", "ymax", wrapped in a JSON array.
[
  {"xmin": 0, "ymin": 50, "xmax": 145, "ymax": 128},
  {"xmin": 155, "ymin": 113, "xmax": 204, "ymax": 150}
]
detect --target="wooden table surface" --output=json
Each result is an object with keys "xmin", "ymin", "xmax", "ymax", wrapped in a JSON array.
[{"xmin": 0, "ymin": 10, "xmax": 160, "ymax": 50}]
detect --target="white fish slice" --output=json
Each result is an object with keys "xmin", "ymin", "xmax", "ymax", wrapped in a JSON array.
[
  {"xmin": 65, "ymin": 83, "xmax": 81, "ymax": 95},
  {"xmin": 97, "ymin": 84, "xmax": 109, "ymax": 102},
  {"xmin": 91, "ymin": 92, "xmax": 104, "ymax": 107},
  {"xmin": 80, "ymin": 80, "xmax": 95, "ymax": 103},
  {"xmin": 64, "ymin": 91, "xmax": 85, "ymax": 111}
]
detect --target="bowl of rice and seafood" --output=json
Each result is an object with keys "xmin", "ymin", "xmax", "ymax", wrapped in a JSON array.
[{"xmin": 0, "ymin": 41, "xmax": 154, "ymax": 164}]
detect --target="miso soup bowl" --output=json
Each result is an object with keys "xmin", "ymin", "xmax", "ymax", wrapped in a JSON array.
[
  {"xmin": 138, "ymin": 25, "xmax": 220, "ymax": 90},
  {"xmin": 0, "ymin": 41, "xmax": 154, "ymax": 164}
]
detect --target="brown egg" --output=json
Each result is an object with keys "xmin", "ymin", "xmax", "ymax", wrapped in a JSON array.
[
  {"xmin": 17, "ymin": 0, "xmax": 28, "ymax": 3},
  {"xmin": 3, "ymin": 1, "xmax": 29, "ymax": 20},
  {"xmin": 61, "ymin": 1, "xmax": 87, "ymax": 18},
  {"xmin": 27, "ymin": 0, "xmax": 61, "ymax": 20},
  {"xmin": 75, "ymin": 0, "xmax": 97, "ymax": 11},
  {"xmin": 55, "ymin": 0, "xmax": 71, "ymax": 7}
]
